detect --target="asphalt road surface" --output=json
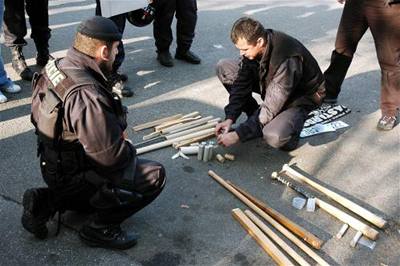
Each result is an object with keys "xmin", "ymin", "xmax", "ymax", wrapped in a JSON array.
[{"xmin": 0, "ymin": 0, "xmax": 399, "ymax": 265}]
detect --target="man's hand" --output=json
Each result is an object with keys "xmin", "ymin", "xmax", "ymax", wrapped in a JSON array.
[
  {"xmin": 217, "ymin": 131, "xmax": 240, "ymax": 147},
  {"xmin": 215, "ymin": 119, "xmax": 233, "ymax": 136}
]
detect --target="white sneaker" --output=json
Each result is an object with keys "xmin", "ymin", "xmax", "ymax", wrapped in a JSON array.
[
  {"xmin": 0, "ymin": 91, "xmax": 7, "ymax": 103},
  {"xmin": 3, "ymin": 82, "xmax": 22, "ymax": 93}
]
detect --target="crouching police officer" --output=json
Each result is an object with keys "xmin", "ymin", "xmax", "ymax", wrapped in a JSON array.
[{"xmin": 23, "ymin": 16, "xmax": 166, "ymax": 250}]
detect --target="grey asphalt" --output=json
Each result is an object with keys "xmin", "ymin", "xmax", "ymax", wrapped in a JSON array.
[{"xmin": 0, "ymin": 0, "xmax": 399, "ymax": 265}]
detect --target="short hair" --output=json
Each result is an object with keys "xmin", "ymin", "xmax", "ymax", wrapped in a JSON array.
[
  {"xmin": 230, "ymin": 17, "xmax": 265, "ymax": 45},
  {"xmin": 73, "ymin": 32, "xmax": 113, "ymax": 58}
]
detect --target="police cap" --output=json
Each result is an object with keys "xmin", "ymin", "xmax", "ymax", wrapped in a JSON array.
[{"xmin": 77, "ymin": 16, "xmax": 122, "ymax": 42}]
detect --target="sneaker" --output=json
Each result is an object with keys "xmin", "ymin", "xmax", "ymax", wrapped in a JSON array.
[
  {"xmin": 3, "ymin": 82, "xmax": 22, "ymax": 93},
  {"xmin": 0, "ymin": 91, "xmax": 7, "ymax": 103},
  {"xmin": 112, "ymin": 80, "xmax": 134, "ymax": 98},
  {"xmin": 21, "ymin": 188, "xmax": 52, "ymax": 239},
  {"xmin": 377, "ymin": 115, "xmax": 397, "ymax": 131},
  {"xmin": 175, "ymin": 50, "xmax": 201, "ymax": 64},
  {"xmin": 157, "ymin": 51, "xmax": 174, "ymax": 67},
  {"xmin": 79, "ymin": 224, "xmax": 138, "ymax": 250}
]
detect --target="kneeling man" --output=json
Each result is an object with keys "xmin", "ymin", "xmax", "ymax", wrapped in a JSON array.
[{"xmin": 216, "ymin": 17, "xmax": 325, "ymax": 151}]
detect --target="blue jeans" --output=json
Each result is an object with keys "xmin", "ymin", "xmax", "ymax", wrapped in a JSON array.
[{"xmin": 0, "ymin": 0, "xmax": 12, "ymax": 89}]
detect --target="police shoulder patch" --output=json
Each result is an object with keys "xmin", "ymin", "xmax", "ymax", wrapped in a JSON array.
[{"xmin": 45, "ymin": 59, "xmax": 66, "ymax": 87}]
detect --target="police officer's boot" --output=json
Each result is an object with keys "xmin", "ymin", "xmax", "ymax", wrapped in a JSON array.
[
  {"xmin": 10, "ymin": 46, "xmax": 34, "ymax": 81},
  {"xmin": 79, "ymin": 223, "xmax": 138, "ymax": 250},
  {"xmin": 21, "ymin": 188, "xmax": 54, "ymax": 239},
  {"xmin": 323, "ymin": 51, "xmax": 352, "ymax": 104}
]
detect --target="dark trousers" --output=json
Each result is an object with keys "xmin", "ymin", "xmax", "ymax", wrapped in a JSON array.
[
  {"xmin": 3, "ymin": 0, "xmax": 50, "ymax": 49},
  {"xmin": 216, "ymin": 58, "xmax": 308, "ymax": 151},
  {"xmin": 325, "ymin": 0, "xmax": 400, "ymax": 116},
  {"xmin": 95, "ymin": 0, "xmax": 126, "ymax": 72},
  {"xmin": 153, "ymin": 0, "xmax": 197, "ymax": 53},
  {"xmin": 44, "ymin": 159, "xmax": 166, "ymax": 225}
]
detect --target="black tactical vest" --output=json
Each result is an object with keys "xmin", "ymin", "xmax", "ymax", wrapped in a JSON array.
[{"xmin": 31, "ymin": 59, "xmax": 115, "ymax": 186}]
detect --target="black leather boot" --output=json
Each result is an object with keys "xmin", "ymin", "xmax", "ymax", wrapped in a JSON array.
[
  {"xmin": 79, "ymin": 223, "xmax": 138, "ymax": 250},
  {"xmin": 21, "ymin": 188, "xmax": 54, "ymax": 239},
  {"xmin": 11, "ymin": 46, "xmax": 34, "ymax": 81},
  {"xmin": 323, "ymin": 51, "xmax": 352, "ymax": 103}
]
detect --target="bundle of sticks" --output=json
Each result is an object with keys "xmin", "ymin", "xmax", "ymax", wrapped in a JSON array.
[
  {"xmin": 271, "ymin": 164, "xmax": 387, "ymax": 247},
  {"xmin": 208, "ymin": 170, "xmax": 329, "ymax": 266},
  {"xmin": 131, "ymin": 112, "xmax": 219, "ymax": 155}
]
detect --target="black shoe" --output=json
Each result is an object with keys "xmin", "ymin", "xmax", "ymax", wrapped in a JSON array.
[
  {"xmin": 79, "ymin": 224, "xmax": 138, "ymax": 250},
  {"xmin": 111, "ymin": 80, "xmax": 134, "ymax": 98},
  {"xmin": 21, "ymin": 188, "xmax": 52, "ymax": 239},
  {"xmin": 157, "ymin": 51, "xmax": 174, "ymax": 67},
  {"xmin": 175, "ymin": 50, "xmax": 201, "ymax": 64},
  {"xmin": 11, "ymin": 46, "xmax": 34, "ymax": 81}
]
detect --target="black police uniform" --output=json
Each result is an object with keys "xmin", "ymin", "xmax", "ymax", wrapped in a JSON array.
[
  {"xmin": 3, "ymin": 0, "xmax": 50, "ymax": 49},
  {"xmin": 24, "ymin": 17, "xmax": 166, "ymax": 248},
  {"xmin": 153, "ymin": 0, "xmax": 197, "ymax": 54}
]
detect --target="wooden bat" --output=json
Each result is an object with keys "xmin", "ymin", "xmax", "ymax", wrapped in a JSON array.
[
  {"xmin": 232, "ymin": 208, "xmax": 294, "ymax": 266},
  {"xmin": 136, "ymin": 128, "xmax": 214, "ymax": 155},
  {"xmin": 281, "ymin": 164, "xmax": 387, "ymax": 229},
  {"xmin": 132, "ymin": 114, "xmax": 182, "ymax": 131},
  {"xmin": 208, "ymin": 170, "xmax": 329, "ymax": 266},
  {"xmin": 271, "ymin": 172, "xmax": 379, "ymax": 240},
  {"xmin": 244, "ymin": 210, "xmax": 310, "ymax": 266},
  {"xmin": 226, "ymin": 180, "xmax": 323, "ymax": 249}
]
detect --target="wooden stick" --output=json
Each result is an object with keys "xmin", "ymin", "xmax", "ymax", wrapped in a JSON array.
[
  {"xmin": 143, "ymin": 131, "xmax": 161, "ymax": 141},
  {"xmin": 168, "ymin": 117, "xmax": 221, "ymax": 135},
  {"xmin": 166, "ymin": 122, "xmax": 218, "ymax": 140},
  {"xmin": 244, "ymin": 210, "xmax": 310, "ymax": 266},
  {"xmin": 132, "ymin": 114, "xmax": 182, "ymax": 132},
  {"xmin": 154, "ymin": 116, "xmax": 201, "ymax": 131},
  {"xmin": 208, "ymin": 170, "xmax": 329, "ymax": 266},
  {"xmin": 227, "ymin": 180, "xmax": 323, "ymax": 249},
  {"xmin": 271, "ymin": 172, "xmax": 379, "ymax": 240},
  {"xmin": 232, "ymin": 208, "xmax": 294, "ymax": 266},
  {"xmin": 281, "ymin": 164, "xmax": 387, "ymax": 229},
  {"xmin": 181, "ymin": 111, "xmax": 200, "ymax": 119},
  {"xmin": 136, "ymin": 128, "xmax": 214, "ymax": 155},
  {"xmin": 160, "ymin": 116, "xmax": 214, "ymax": 134},
  {"xmin": 173, "ymin": 133, "xmax": 215, "ymax": 148}
]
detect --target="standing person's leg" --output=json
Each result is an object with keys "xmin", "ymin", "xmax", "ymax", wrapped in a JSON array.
[
  {"xmin": 153, "ymin": 0, "xmax": 176, "ymax": 66},
  {"xmin": 0, "ymin": 0, "xmax": 21, "ymax": 103},
  {"xmin": 175, "ymin": 0, "xmax": 200, "ymax": 64},
  {"xmin": 262, "ymin": 107, "xmax": 310, "ymax": 151},
  {"xmin": 25, "ymin": 0, "xmax": 51, "ymax": 67},
  {"xmin": 3, "ymin": 0, "xmax": 34, "ymax": 81},
  {"xmin": 95, "ymin": 0, "xmax": 133, "ymax": 97},
  {"xmin": 324, "ymin": 0, "xmax": 368, "ymax": 103},
  {"xmin": 216, "ymin": 58, "xmax": 259, "ymax": 117},
  {"xmin": 367, "ymin": 0, "xmax": 400, "ymax": 130}
]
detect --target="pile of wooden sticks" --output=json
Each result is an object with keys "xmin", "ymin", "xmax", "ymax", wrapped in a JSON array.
[
  {"xmin": 271, "ymin": 164, "xmax": 387, "ymax": 247},
  {"xmin": 132, "ymin": 112, "xmax": 219, "ymax": 155},
  {"xmin": 208, "ymin": 166, "xmax": 387, "ymax": 265},
  {"xmin": 208, "ymin": 170, "xmax": 328, "ymax": 266}
]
